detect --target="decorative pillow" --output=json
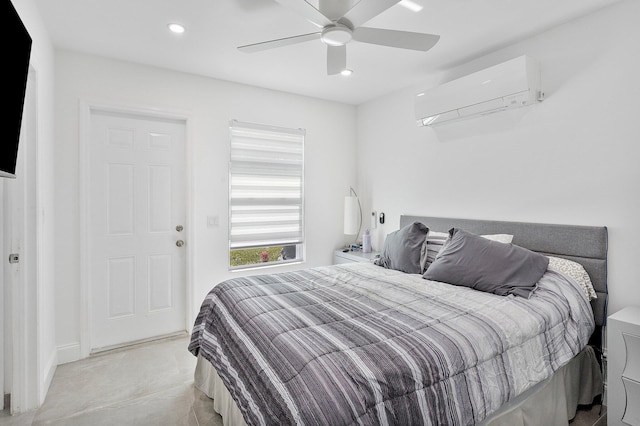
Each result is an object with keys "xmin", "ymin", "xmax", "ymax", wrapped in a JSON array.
[
  {"xmin": 373, "ymin": 221, "xmax": 428, "ymax": 274},
  {"xmin": 423, "ymin": 228, "xmax": 548, "ymax": 298},
  {"xmin": 420, "ymin": 230, "xmax": 513, "ymax": 273},
  {"xmin": 547, "ymin": 256, "xmax": 597, "ymax": 300}
]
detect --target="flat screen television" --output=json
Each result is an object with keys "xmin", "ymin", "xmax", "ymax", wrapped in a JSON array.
[{"xmin": 1, "ymin": 0, "xmax": 32, "ymax": 179}]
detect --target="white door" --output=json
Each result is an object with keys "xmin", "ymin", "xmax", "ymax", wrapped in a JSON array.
[{"xmin": 89, "ymin": 110, "xmax": 186, "ymax": 351}]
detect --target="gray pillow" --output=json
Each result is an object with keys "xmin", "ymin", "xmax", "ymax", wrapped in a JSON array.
[
  {"xmin": 423, "ymin": 228, "xmax": 549, "ymax": 298},
  {"xmin": 374, "ymin": 222, "xmax": 428, "ymax": 274}
]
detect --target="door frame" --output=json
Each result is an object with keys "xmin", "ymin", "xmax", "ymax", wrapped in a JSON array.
[
  {"xmin": 3, "ymin": 67, "xmax": 42, "ymax": 413},
  {"xmin": 78, "ymin": 100, "xmax": 194, "ymax": 359}
]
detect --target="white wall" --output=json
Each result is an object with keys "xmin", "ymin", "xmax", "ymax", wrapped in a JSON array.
[
  {"xmin": 3, "ymin": 0, "xmax": 57, "ymax": 411},
  {"xmin": 54, "ymin": 51, "xmax": 357, "ymax": 361},
  {"xmin": 356, "ymin": 0, "xmax": 640, "ymax": 317}
]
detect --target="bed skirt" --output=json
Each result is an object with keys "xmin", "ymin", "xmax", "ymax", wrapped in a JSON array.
[
  {"xmin": 480, "ymin": 345, "xmax": 602, "ymax": 425},
  {"xmin": 194, "ymin": 353, "xmax": 249, "ymax": 426},
  {"xmin": 194, "ymin": 345, "xmax": 602, "ymax": 426}
]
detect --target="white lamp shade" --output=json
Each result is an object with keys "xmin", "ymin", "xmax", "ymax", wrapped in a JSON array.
[{"xmin": 344, "ymin": 196, "xmax": 359, "ymax": 235}]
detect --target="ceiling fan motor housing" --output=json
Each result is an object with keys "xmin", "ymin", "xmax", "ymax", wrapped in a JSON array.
[{"xmin": 321, "ymin": 24, "xmax": 353, "ymax": 46}]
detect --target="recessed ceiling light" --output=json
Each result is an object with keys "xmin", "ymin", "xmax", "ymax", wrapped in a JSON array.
[
  {"xmin": 168, "ymin": 23, "xmax": 185, "ymax": 34},
  {"xmin": 399, "ymin": 0, "xmax": 423, "ymax": 12},
  {"xmin": 341, "ymin": 69, "xmax": 353, "ymax": 76}
]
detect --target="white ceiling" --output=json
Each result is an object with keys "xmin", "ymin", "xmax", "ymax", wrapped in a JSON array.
[{"xmin": 34, "ymin": 0, "xmax": 620, "ymax": 105}]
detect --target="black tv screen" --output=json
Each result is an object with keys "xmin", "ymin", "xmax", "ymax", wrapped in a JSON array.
[{"xmin": 1, "ymin": 0, "xmax": 32, "ymax": 178}]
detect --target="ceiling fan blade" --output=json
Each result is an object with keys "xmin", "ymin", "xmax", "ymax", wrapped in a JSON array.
[
  {"xmin": 327, "ymin": 45, "xmax": 347, "ymax": 75},
  {"xmin": 340, "ymin": 0, "xmax": 401, "ymax": 28},
  {"xmin": 238, "ymin": 32, "xmax": 321, "ymax": 53},
  {"xmin": 273, "ymin": 0, "xmax": 333, "ymax": 28},
  {"xmin": 353, "ymin": 27, "xmax": 440, "ymax": 51},
  {"xmin": 318, "ymin": 0, "xmax": 358, "ymax": 21}
]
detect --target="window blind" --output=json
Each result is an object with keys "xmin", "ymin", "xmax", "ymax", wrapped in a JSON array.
[{"xmin": 229, "ymin": 120, "xmax": 305, "ymax": 250}]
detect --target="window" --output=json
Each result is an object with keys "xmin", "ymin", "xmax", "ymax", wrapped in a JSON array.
[{"xmin": 228, "ymin": 120, "xmax": 305, "ymax": 269}]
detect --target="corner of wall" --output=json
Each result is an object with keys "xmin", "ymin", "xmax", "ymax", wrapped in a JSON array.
[
  {"xmin": 56, "ymin": 343, "xmax": 81, "ymax": 365},
  {"xmin": 40, "ymin": 349, "xmax": 57, "ymax": 404}
]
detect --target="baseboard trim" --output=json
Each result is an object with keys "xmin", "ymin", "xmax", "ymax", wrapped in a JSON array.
[
  {"xmin": 90, "ymin": 331, "xmax": 188, "ymax": 356},
  {"xmin": 41, "ymin": 350, "xmax": 57, "ymax": 403},
  {"xmin": 56, "ymin": 343, "xmax": 81, "ymax": 365}
]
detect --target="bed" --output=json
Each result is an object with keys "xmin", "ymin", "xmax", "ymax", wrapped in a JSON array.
[{"xmin": 189, "ymin": 215, "xmax": 607, "ymax": 425}]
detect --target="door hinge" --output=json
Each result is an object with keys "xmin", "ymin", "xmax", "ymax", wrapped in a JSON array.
[{"xmin": 8, "ymin": 253, "xmax": 20, "ymax": 264}]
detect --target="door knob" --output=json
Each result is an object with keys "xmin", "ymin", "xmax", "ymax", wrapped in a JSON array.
[
  {"xmin": 176, "ymin": 240, "xmax": 184, "ymax": 247},
  {"xmin": 176, "ymin": 225, "xmax": 184, "ymax": 232}
]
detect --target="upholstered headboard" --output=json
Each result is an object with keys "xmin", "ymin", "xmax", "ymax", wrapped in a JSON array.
[{"xmin": 400, "ymin": 216, "xmax": 608, "ymax": 333}]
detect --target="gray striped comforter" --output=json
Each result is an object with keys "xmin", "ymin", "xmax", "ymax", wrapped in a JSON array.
[{"xmin": 189, "ymin": 262, "xmax": 594, "ymax": 425}]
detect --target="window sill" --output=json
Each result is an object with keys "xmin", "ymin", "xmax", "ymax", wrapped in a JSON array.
[{"xmin": 229, "ymin": 259, "xmax": 305, "ymax": 273}]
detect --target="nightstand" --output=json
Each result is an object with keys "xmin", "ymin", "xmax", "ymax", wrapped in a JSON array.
[
  {"xmin": 333, "ymin": 250, "xmax": 380, "ymax": 265},
  {"xmin": 608, "ymin": 306, "xmax": 640, "ymax": 426}
]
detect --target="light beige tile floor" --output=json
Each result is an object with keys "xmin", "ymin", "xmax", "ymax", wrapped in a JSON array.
[
  {"xmin": 0, "ymin": 335, "xmax": 222, "ymax": 426},
  {"xmin": 0, "ymin": 334, "xmax": 606, "ymax": 425}
]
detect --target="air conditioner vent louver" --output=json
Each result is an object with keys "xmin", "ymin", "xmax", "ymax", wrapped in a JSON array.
[{"xmin": 415, "ymin": 56, "xmax": 542, "ymax": 127}]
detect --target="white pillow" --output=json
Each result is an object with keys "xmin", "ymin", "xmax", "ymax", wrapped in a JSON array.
[
  {"xmin": 481, "ymin": 234, "xmax": 514, "ymax": 243},
  {"xmin": 546, "ymin": 256, "xmax": 597, "ymax": 300},
  {"xmin": 420, "ymin": 230, "xmax": 513, "ymax": 273}
]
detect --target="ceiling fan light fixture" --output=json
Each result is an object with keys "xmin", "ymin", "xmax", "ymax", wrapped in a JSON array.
[{"xmin": 321, "ymin": 25, "xmax": 352, "ymax": 46}]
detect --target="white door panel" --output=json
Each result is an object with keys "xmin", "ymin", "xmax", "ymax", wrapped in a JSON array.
[{"xmin": 89, "ymin": 111, "xmax": 186, "ymax": 351}]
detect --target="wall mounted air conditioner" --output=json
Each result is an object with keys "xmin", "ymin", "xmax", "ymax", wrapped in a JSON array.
[{"xmin": 415, "ymin": 55, "xmax": 543, "ymax": 127}]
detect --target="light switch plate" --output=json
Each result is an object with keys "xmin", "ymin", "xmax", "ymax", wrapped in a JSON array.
[
  {"xmin": 207, "ymin": 215, "xmax": 219, "ymax": 227},
  {"xmin": 370, "ymin": 211, "xmax": 377, "ymax": 229}
]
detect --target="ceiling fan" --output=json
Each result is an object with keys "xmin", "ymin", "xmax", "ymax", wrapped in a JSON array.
[{"xmin": 238, "ymin": 0, "xmax": 440, "ymax": 75}]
